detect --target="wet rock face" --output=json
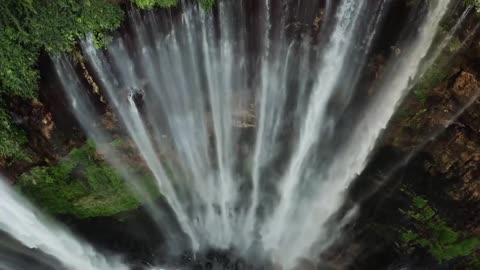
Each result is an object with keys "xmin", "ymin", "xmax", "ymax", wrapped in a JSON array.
[
  {"xmin": 29, "ymin": 100, "xmax": 55, "ymax": 140},
  {"xmin": 128, "ymin": 87, "xmax": 146, "ymax": 107},
  {"xmin": 451, "ymin": 72, "xmax": 479, "ymax": 103},
  {"xmin": 382, "ymin": 70, "xmax": 480, "ymax": 237},
  {"xmin": 425, "ymin": 71, "xmax": 480, "ymax": 203},
  {"xmin": 5, "ymin": 99, "xmax": 59, "ymax": 161},
  {"xmin": 101, "ymin": 110, "xmax": 119, "ymax": 131},
  {"xmin": 8, "ymin": 99, "xmax": 55, "ymax": 142},
  {"xmin": 451, "ymin": 71, "xmax": 480, "ymax": 133},
  {"xmin": 385, "ymin": 70, "xmax": 480, "ymax": 200},
  {"xmin": 1, "ymin": 96, "xmax": 86, "ymax": 177}
]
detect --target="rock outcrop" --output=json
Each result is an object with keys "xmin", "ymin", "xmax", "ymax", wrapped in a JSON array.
[{"xmin": 386, "ymin": 70, "xmax": 480, "ymax": 204}]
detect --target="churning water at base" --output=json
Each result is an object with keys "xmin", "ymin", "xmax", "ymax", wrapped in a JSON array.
[{"xmin": 0, "ymin": 0, "xmax": 460, "ymax": 269}]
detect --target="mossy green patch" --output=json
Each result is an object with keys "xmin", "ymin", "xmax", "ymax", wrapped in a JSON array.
[
  {"xmin": 132, "ymin": 0, "xmax": 215, "ymax": 9},
  {"xmin": 411, "ymin": 19, "xmax": 464, "ymax": 104},
  {"xmin": 399, "ymin": 190, "xmax": 480, "ymax": 263},
  {"xmin": 133, "ymin": 0, "xmax": 177, "ymax": 9},
  {"xmin": 17, "ymin": 141, "xmax": 158, "ymax": 218},
  {"xmin": 412, "ymin": 53, "xmax": 451, "ymax": 104}
]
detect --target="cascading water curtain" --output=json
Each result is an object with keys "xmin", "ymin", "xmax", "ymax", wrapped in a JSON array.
[{"xmin": 49, "ymin": 0, "xmax": 453, "ymax": 268}]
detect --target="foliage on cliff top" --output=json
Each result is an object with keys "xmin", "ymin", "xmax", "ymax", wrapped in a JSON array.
[
  {"xmin": 132, "ymin": 0, "xmax": 215, "ymax": 9},
  {"xmin": 0, "ymin": 0, "xmax": 123, "ymax": 160},
  {"xmin": 399, "ymin": 190, "xmax": 480, "ymax": 267},
  {"xmin": 0, "ymin": 0, "xmax": 215, "ymax": 160},
  {"xmin": 466, "ymin": 0, "xmax": 480, "ymax": 12},
  {"xmin": 0, "ymin": 0, "xmax": 124, "ymax": 98},
  {"xmin": 17, "ymin": 142, "xmax": 157, "ymax": 218}
]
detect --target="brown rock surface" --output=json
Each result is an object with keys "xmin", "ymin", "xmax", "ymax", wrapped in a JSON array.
[{"xmin": 383, "ymin": 70, "xmax": 480, "ymax": 236}]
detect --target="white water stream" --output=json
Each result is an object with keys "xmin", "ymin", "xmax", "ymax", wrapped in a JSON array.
[{"xmin": 0, "ymin": 178, "xmax": 128, "ymax": 270}]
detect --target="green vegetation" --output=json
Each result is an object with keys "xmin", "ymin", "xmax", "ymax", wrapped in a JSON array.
[
  {"xmin": 411, "ymin": 1, "xmax": 469, "ymax": 104},
  {"xmin": 17, "ymin": 142, "xmax": 158, "ymax": 218},
  {"xmin": 197, "ymin": 0, "xmax": 215, "ymax": 9},
  {"xmin": 399, "ymin": 190, "xmax": 480, "ymax": 265},
  {"xmin": 0, "ymin": 108, "xmax": 28, "ymax": 160},
  {"xmin": 133, "ymin": 0, "xmax": 178, "ymax": 9},
  {"xmin": 132, "ymin": 0, "xmax": 215, "ymax": 9},
  {"xmin": 412, "ymin": 36, "xmax": 460, "ymax": 103},
  {"xmin": 0, "ymin": 0, "xmax": 124, "ymax": 98},
  {"xmin": 412, "ymin": 56, "xmax": 448, "ymax": 103},
  {"xmin": 0, "ymin": 0, "xmax": 216, "ymax": 161},
  {"xmin": 466, "ymin": 0, "xmax": 480, "ymax": 12},
  {"xmin": 0, "ymin": 0, "xmax": 124, "ymax": 160}
]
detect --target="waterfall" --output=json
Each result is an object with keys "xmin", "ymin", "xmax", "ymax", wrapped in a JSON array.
[
  {"xmin": 0, "ymin": 0, "xmax": 459, "ymax": 269},
  {"xmin": 53, "ymin": 0, "xmax": 452, "ymax": 267},
  {"xmin": 0, "ymin": 177, "xmax": 128, "ymax": 270}
]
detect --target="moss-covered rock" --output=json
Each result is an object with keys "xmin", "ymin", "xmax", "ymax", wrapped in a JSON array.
[{"xmin": 17, "ymin": 141, "xmax": 158, "ymax": 218}]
